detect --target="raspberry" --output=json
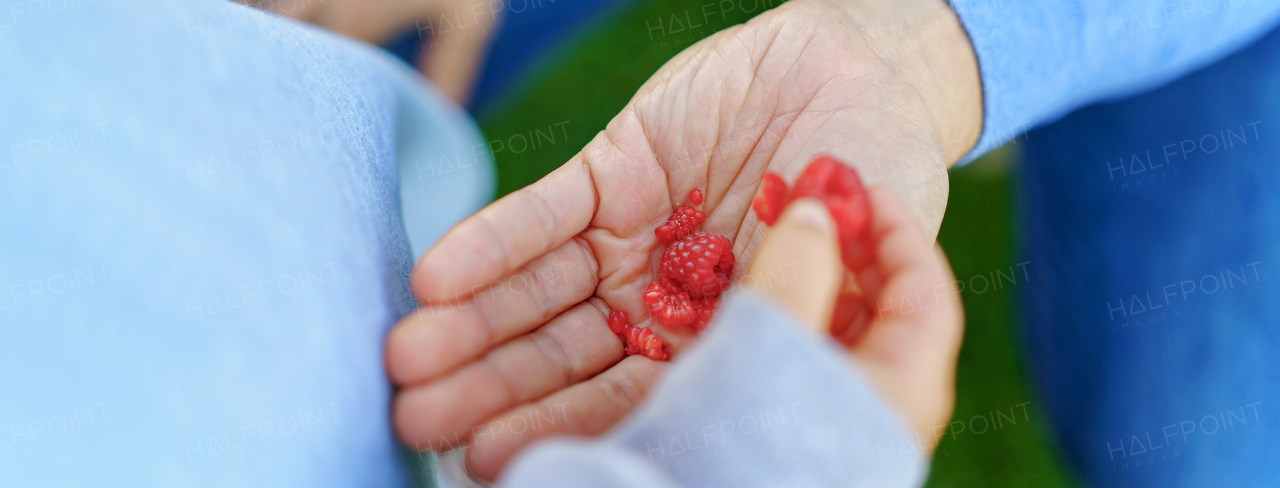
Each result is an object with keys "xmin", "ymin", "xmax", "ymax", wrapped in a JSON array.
[
  {"xmin": 606, "ymin": 309, "xmax": 670, "ymax": 361},
  {"xmin": 690, "ymin": 295, "xmax": 719, "ymax": 331},
  {"xmin": 654, "ymin": 189, "xmax": 709, "ymax": 244},
  {"xmin": 753, "ymin": 155, "xmax": 872, "ymax": 268},
  {"xmin": 622, "ymin": 326, "xmax": 668, "ymax": 361},
  {"xmin": 654, "ymin": 206, "xmax": 706, "ymax": 244},
  {"xmin": 618, "ymin": 187, "xmax": 735, "ymax": 357},
  {"xmin": 829, "ymin": 291, "xmax": 867, "ymax": 342},
  {"xmin": 751, "ymin": 172, "xmax": 789, "ymax": 226},
  {"xmin": 689, "ymin": 188, "xmax": 704, "ymax": 206},
  {"xmin": 659, "ymin": 232, "xmax": 734, "ymax": 298},
  {"xmin": 791, "ymin": 155, "xmax": 871, "ymax": 246},
  {"xmin": 607, "ymin": 310, "xmax": 629, "ymax": 335},
  {"xmin": 643, "ymin": 276, "xmax": 698, "ymax": 327}
]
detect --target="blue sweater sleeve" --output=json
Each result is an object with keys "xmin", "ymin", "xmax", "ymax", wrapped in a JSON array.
[
  {"xmin": 497, "ymin": 293, "xmax": 927, "ymax": 488},
  {"xmin": 949, "ymin": 0, "xmax": 1280, "ymax": 161}
]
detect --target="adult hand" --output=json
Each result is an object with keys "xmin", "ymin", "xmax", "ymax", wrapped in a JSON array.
[
  {"xmin": 238, "ymin": 0, "xmax": 497, "ymax": 102},
  {"xmin": 386, "ymin": 0, "xmax": 982, "ymax": 480}
]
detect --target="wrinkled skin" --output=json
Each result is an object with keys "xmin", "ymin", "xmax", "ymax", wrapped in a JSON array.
[{"xmin": 385, "ymin": 0, "xmax": 976, "ymax": 480}]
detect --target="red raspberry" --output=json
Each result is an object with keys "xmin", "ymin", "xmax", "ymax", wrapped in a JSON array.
[
  {"xmin": 607, "ymin": 310, "xmax": 629, "ymax": 336},
  {"xmin": 751, "ymin": 172, "xmax": 789, "ymax": 226},
  {"xmin": 829, "ymin": 291, "xmax": 868, "ymax": 342},
  {"xmin": 643, "ymin": 276, "xmax": 698, "ymax": 327},
  {"xmin": 791, "ymin": 155, "xmax": 871, "ymax": 246},
  {"xmin": 625, "ymin": 187, "xmax": 734, "ymax": 354},
  {"xmin": 654, "ymin": 205, "xmax": 706, "ymax": 244},
  {"xmin": 622, "ymin": 326, "xmax": 668, "ymax": 361},
  {"xmin": 689, "ymin": 188, "xmax": 704, "ymax": 206},
  {"xmin": 753, "ymin": 156, "xmax": 872, "ymax": 268},
  {"xmin": 607, "ymin": 308, "xmax": 670, "ymax": 361},
  {"xmin": 659, "ymin": 232, "xmax": 734, "ymax": 298},
  {"xmin": 690, "ymin": 295, "xmax": 719, "ymax": 331}
]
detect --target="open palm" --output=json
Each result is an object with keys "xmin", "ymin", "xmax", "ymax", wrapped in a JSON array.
[{"xmin": 386, "ymin": 0, "xmax": 970, "ymax": 480}]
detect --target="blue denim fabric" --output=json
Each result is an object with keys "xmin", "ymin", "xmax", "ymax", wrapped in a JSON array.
[
  {"xmin": 0, "ymin": 0, "xmax": 490, "ymax": 486},
  {"xmin": 946, "ymin": 0, "xmax": 1280, "ymax": 484},
  {"xmin": 1019, "ymin": 25, "xmax": 1280, "ymax": 488}
]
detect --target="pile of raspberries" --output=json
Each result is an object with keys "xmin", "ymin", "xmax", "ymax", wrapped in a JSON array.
[{"xmin": 607, "ymin": 155, "xmax": 871, "ymax": 362}]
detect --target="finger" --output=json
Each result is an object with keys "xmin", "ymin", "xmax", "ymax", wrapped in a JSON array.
[
  {"xmin": 411, "ymin": 159, "xmax": 597, "ymax": 304},
  {"xmin": 857, "ymin": 243, "xmax": 961, "ymax": 373},
  {"xmin": 742, "ymin": 199, "xmax": 842, "ymax": 333},
  {"xmin": 848, "ymin": 187, "xmax": 963, "ymax": 445},
  {"xmin": 418, "ymin": 0, "xmax": 499, "ymax": 104},
  {"xmin": 855, "ymin": 187, "xmax": 961, "ymax": 350},
  {"xmin": 862, "ymin": 186, "xmax": 943, "ymax": 285},
  {"xmin": 392, "ymin": 302, "xmax": 622, "ymax": 450},
  {"xmin": 387, "ymin": 238, "xmax": 599, "ymax": 385},
  {"xmin": 832, "ymin": 185, "xmax": 940, "ymax": 344},
  {"xmin": 854, "ymin": 245, "xmax": 961, "ymax": 451},
  {"xmin": 464, "ymin": 357, "xmax": 669, "ymax": 481}
]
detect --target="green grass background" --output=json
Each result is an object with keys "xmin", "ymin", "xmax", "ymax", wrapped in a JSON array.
[{"xmin": 472, "ymin": 0, "xmax": 1081, "ymax": 484}]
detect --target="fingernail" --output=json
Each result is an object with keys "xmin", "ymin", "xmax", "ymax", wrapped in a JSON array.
[{"xmin": 782, "ymin": 199, "xmax": 834, "ymax": 232}]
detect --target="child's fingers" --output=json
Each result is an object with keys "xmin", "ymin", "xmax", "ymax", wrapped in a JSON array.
[
  {"xmin": 848, "ymin": 187, "xmax": 963, "ymax": 449},
  {"xmin": 856, "ymin": 187, "xmax": 962, "ymax": 349},
  {"xmin": 831, "ymin": 185, "xmax": 935, "ymax": 345},
  {"xmin": 863, "ymin": 187, "xmax": 939, "ymax": 281},
  {"xmin": 742, "ymin": 199, "xmax": 843, "ymax": 333}
]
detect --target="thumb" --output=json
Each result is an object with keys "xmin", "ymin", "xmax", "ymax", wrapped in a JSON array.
[{"xmin": 743, "ymin": 199, "xmax": 843, "ymax": 333}]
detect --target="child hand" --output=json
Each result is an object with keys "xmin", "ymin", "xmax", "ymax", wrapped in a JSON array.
[{"xmin": 745, "ymin": 188, "xmax": 963, "ymax": 450}]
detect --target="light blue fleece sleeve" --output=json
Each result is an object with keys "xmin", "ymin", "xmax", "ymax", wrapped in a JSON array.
[
  {"xmin": 948, "ymin": 0, "xmax": 1280, "ymax": 160},
  {"xmin": 0, "ymin": 1, "xmax": 490, "ymax": 486},
  {"xmin": 497, "ymin": 293, "xmax": 927, "ymax": 488}
]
